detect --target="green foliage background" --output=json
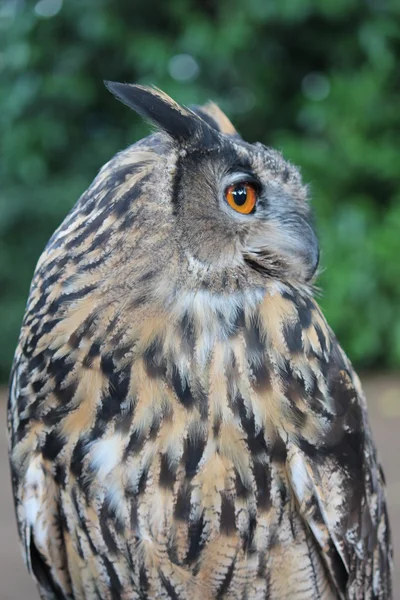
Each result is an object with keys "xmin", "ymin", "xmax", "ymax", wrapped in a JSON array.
[{"xmin": 1, "ymin": 0, "xmax": 400, "ymax": 381}]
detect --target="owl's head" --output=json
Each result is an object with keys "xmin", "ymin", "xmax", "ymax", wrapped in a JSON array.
[{"xmin": 104, "ymin": 82, "xmax": 319, "ymax": 297}]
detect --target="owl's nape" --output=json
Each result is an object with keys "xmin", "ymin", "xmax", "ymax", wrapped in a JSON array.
[{"xmin": 8, "ymin": 82, "xmax": 392, "ymax": 600}]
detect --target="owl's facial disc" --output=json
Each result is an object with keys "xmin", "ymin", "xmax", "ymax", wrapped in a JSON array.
[
  {"xmin": 235, "ymin": 150, "xmax": 320, "ymax": 283},
  {"xmin": 105, "ymin": 81, "xmax": 319, "ymax": 286},
  {"xmin": 174, "ymin": 143, "xmax": 319, "ymax": 285}
]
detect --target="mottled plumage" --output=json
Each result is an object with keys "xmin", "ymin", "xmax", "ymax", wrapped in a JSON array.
[{"xmin": 8, "ymin": 83, "xmax": 392, "ymax": 599}]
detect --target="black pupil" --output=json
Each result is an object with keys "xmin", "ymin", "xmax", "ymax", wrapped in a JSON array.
[{"xmin": 232, "ymin": 184, "xmax": 248, "ymax": 206}]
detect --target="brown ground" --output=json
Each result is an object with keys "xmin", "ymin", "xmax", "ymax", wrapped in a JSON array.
[{"xmin": 1, "ymin": 375, "xmax": 399, "ymax": 600}]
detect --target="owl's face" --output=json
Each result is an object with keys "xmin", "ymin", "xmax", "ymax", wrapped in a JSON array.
[{"xmin": 105, "ymin": 83, "xmax": 319, "ymax": 295}]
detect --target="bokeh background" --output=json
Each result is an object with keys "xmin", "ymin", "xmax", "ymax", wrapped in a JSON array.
[
  {"xmin": 2, "ymin": 0, "xmax": 400, "ymax": 379},
  {"xmin": 0, "ymin": 0, "xmax": 399, "ymax": 598}
]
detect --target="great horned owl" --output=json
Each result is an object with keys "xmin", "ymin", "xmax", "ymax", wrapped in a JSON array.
[{"xmin": 8, "ymin": 82, "xmax": 392, "ymax": 599}]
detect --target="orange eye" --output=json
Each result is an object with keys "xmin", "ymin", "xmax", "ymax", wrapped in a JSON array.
[{"xmin": 225, "ymin": 182, "xmax": 257, "ymax": 214}]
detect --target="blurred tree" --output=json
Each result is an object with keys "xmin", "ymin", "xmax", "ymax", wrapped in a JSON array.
[{"xmin": 1, "ymin": 0, "xmax": 400, "ymax": 380}]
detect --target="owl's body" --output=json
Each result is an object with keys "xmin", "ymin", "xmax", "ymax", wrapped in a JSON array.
[{"xmin": 8, "ymin": 84, "xmax": 392, "ymax": 599}]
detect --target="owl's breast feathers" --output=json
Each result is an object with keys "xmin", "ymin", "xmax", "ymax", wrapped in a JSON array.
[{"xmin": 9, "ymin": 276, "xmax": 392, "ymax": 599}]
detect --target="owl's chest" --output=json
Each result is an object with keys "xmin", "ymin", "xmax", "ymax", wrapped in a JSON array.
[
  {"xmin": 60, "ymin": 374, "xmax": 329, "ymax": 600},
  {"xmin": 60, "ymin": 329, "xmax": 296, "ymax": 567},
  {"xmin": 59, "ymin": 293, "xmax": 317, "ymax": 541},
  {"xmin": 26, "ymin": 289, "xmax": 334, "ymax": 597}
]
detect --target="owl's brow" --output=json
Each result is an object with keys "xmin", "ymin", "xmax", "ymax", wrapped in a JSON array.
[
  {"xmin": 216, "ymin": 141, "xmax": 253, "ymax": 172},
  {"xmin": 224, "ymin": 157, "xmax": 260, "ymax": 185}
]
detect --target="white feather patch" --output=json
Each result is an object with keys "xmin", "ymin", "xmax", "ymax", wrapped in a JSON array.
[
  {"xmin": 89, "ymin": 435, "xmax": 122, "ymax": 477},
  {"xmin": 23, "ymin": 456, "xmax": 48, "ymax": 549},
  {"xmin": 24, "ymin": 456, "xmax": 44, "ymax": 527}
]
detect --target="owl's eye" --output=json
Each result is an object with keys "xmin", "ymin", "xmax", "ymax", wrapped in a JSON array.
[{"xmin": 225, "ymin": 182, "xmax": 257, "ymax": 215}]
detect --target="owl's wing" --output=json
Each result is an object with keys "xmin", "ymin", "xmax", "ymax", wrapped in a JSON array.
[
  {"xmin": 8, "ymin": 360, "xmax": 72, "ymax": 600},
  {"xmin": 284, "ymin": 334, "xmax": 392, "ymax": 599}
]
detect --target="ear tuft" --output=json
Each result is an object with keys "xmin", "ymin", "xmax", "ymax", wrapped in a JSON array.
[
  {"xmin": 191, "ymin": 101, "xmax": 240, "ymax": 138},
  {"xmin": 104, "ymin": 81, "xmax": 218, "ymax": 144}
]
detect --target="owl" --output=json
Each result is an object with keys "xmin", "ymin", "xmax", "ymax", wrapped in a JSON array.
[{"xmin": 8, "ymin": 82, "xmax": 392, "ymax": 600}]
